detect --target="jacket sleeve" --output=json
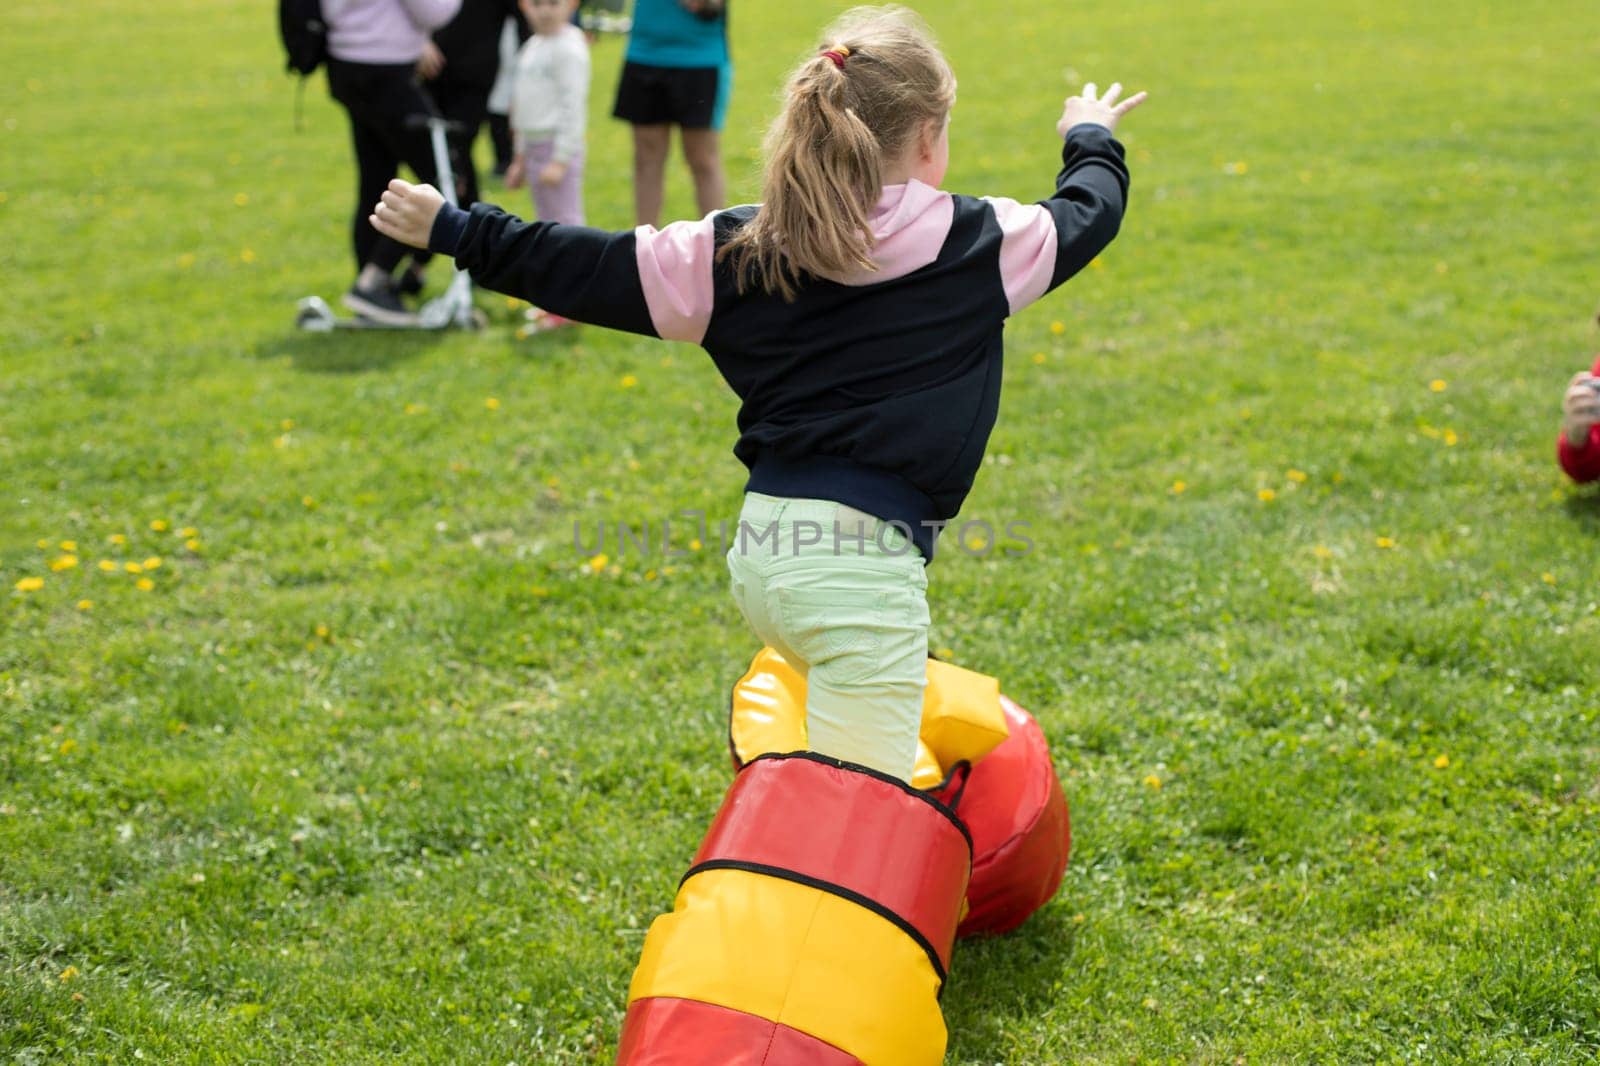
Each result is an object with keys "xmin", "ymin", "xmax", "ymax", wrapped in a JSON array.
[
  {"xmin": 1558, "ymin": 425, "xmax": 1600, "ymax": 483},
  {"xmin": 983, "ymin": 123, "xmax": 1130, "ymax": 316},
  {"xmin": 429, "ymin": 202, "xmax": 660, "ymax": 336}
]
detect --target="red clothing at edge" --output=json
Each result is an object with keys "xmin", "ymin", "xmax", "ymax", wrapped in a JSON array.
[{"xmin": 1558, "ymin": 354, "xmax": 1600, "ymax": 483}]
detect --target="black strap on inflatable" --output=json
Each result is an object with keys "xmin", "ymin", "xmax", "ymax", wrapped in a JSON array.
[{"xmin": 934, "ymin": 760, "xmax": 973, "ymax": 813}]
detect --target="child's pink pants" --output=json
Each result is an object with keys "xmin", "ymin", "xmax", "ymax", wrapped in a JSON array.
[{"xmin": 523, "ymin": 140, "xmax": 585, "ymax": 226}]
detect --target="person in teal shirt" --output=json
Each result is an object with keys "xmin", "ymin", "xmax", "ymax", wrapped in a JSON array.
[{"xmin": 611, "ymin": 0, "xmax": 729, "ymax": 225}]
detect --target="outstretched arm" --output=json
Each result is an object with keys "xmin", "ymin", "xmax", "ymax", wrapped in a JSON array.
[
  {"xmin": 372, "ymin": 179, "xmax": 656, "ymax": 334},
  {"xmin": 370, "ymin": 179, "xmax": 717, "ymax": 341},
  {"xmin": 986, "ymin": 81, "xmax": 1147, "ymax": 315}
]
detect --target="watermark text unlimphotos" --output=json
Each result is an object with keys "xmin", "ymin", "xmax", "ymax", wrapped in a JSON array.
[{"xmin": 572, "ymin": 511, "xmax": 1034, "ymax": 559}]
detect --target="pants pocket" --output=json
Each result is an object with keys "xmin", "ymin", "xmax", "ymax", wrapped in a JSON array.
[{"xmin": 776, "ymin": 585, "xmax": 892, "ymax": 685}]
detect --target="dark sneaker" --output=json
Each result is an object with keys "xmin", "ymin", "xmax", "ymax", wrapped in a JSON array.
[
  {"xmin": 342, "ymin": 281, "xmax": 417, "ymax": 326},
  {"xmin": 395, "ymin": 265, "xmax": 426, "ymax": 297}
]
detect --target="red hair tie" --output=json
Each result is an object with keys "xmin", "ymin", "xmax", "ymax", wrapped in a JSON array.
[{"xmin": 820, "ymin": 44, "xmax": 852, "ymax": 69}]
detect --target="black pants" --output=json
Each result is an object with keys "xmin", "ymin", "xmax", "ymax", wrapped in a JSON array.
[
  {"xmin": 326, "ymin": 58, "xmax": 440, "ymax": 274},
  {"xmin": 426, "ymin": 75, "xmax": 493, "ymax": 210},
  {"xmin": 488, "ymin": 112, "xmax": 514, "ymax": 171}
]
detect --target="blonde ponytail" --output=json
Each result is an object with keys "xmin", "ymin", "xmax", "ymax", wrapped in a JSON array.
[{"xmin": 719, "ymin": 6, "xmax": 955, "ymax": 301}]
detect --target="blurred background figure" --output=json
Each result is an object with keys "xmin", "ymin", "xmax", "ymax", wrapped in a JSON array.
[
  {"xmin": 323, "ymin": 0, "xmax": 462, "ymax": 323},
  {"xmin": 485, "ymin": 15, "xmax": 527, "ymax": 179},
  {"xmin": 611, "ymin": 0, "xmax": 729, "ymax": 226},
  {"xmin": 1558, "ymin": 355, "xmax": 1600, "ymax": 483}
]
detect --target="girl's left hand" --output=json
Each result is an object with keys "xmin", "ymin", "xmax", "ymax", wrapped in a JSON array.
[
  {"xmin": 538, "ymin": 161, "xmax": 569, "ymax": 187},
  {"xmin": 1058, "ymin": 81, "xmax": 1148, "ymax": 137},
  {"xmin": 371, "ymin": 180, "xmax": 445, "ymax": 250}
]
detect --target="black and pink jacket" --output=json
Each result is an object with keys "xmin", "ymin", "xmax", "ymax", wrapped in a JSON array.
[{"xmin": 428, "ymin": 123, "xmax": 1131, "ymax": 560}]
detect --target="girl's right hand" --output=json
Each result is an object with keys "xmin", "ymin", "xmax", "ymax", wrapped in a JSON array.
[
  {"xmin": 1057, "ymin": 81, "xmax": 1148, "ymax": 137},
  {"xmin": 504, "ymin": 157, "xmax": 526, "ymax": 189},
  {"xmin": 1563, "ymin": 371, "xmax": 1600, "ymax": 448}
]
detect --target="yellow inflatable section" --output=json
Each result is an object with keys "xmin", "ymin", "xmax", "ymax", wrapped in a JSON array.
[{"xmin": 729, "ymin": 648, "xmax": 1009, "ymax": 790}]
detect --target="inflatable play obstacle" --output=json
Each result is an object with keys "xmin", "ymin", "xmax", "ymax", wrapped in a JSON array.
[{"xmin": 615, "ymin": 649, "xmax": 1071, "ymax": 1065}]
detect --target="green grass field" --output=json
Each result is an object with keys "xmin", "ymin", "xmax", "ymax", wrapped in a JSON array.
[{"xmin": 4, "ymin": 0, "xmax": 1600, "ymax": 1061}]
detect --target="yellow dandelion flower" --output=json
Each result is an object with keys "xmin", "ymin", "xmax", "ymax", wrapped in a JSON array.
[
  {"xmin": 179, "ymin": 527, "xmax": 198, "ymax": 538},
  {"xmin": 97, "ymin": 560, "xmax": 117, "ymax": 572},
  {"xmin": 50, "ymin": 555, "xmax": 79, "ymax": 572},
  {"xmin": 280, "ymin": 419, "xmax": 294, "ymax": 431},
  {"xmin": 485, "ymin": 397, "xmax": 500, "ymax": 410},
  {"xmin": 588, "ymin": 553, "xmax": 609, "ymax": 572},
  {"xmin": 1433, "ymin": 754, "xmax": 1450, "ymax": 769},
  {"xmin": 1332, "ymin": 471, "xmax": 1345, "ymax": 484},
  {"xmin": 59, "ymin": 738, "xmax": 77, "ymax": 755},
  {"xmin": 1429, "ymin": 379, "xmax": 1447, "ymax": 392},
  {"xmin": 1257, "ymin": 488, "xmax": 1276, "ymax": 502},
  {"xmin": 60, "ymin": 540, "xmax": 77, "ymax": 552},
  {"xmin": 1171, "ymin": 480, "xmax": 1187, "ymax": 494},
  {"xmin": 1089, "ymin": 256, "xmax": 1104, "ymax": 270},
  {"xmin": 124, "ymin": 562, "xmax": 143, "ymax": 574},
  {"xmin": 315, "ymin": 623, "xmax": 330, "ymax": 638},
  {"xmin": 1142, "ymin": 774, "xmax": 1162, "ymax": 790},
  {"xmin": 301, "ymin": 496, "xmax": 316, "ymax": 509},
  {"xmin": 1311, "ymin": 545, "xmax": 1334, "ymax": 560},
  {"xmin": 1443, "ymin": 429, "xmax": 1458, "ymax": 447},
  {"xmin": 1224, "ymin": 161, "xmax": 1248, "ymax": 175},
  {"xmin": 620, "ymin": 374, "xmax": 638, "ymax": 388},
  {"xmin": 142, "ymin": 557, "xmax": 162, "ymax": 570},
  {"xmin": 36, "ymin": 538, "xmax": 50, "ymax": 549},
  {"xmin": 77, "ymin": 599, "xmax": 93, "ymax": 611},
  {"xmin": 273, "ymin": 434, "xmax": 289, "ymax": 449},
  {"xmin": 689, "ymin": 538, "xmax": 703, "ymax": 551},
  {"xmin": 644, "ymin": 569, "xmax": 658, "ymax": 581},
  {"xmin": 135, "ymin": 578, "xmax": 155, "ymax": 591},
  {"xmin": 1049, "ymin": 321, "xmax": 1066, "ymax": 335},
  {"xmin": 404, "ymin": 402, "xmax": 426, "ymax": 415},
  {"xmin": 185, "ymin": 538, "xmax": 201, "ymax": 551},
  {"xmin": 233, "ymin": 192, "xmax": 249, "ymax": 206},
  {"xmin": 1375, "ymin": 536, "xmax": 1396, "ymax": 549},
  {"xmin": 150, "ymin": 520, "xmax": 168, "ymax": 532},
  {"xmin": 108, "ymin": 533, "xmax": 126, "ymax": 546},
  {"xmin": 1286, "ymin": 469, "xmax": 1308, "ymax": 483},
  {"xmin": 1541, "ymin": 572, "xmax": 1556, "ymax": 585},
  {"xmin": 936, "ymin": 646, "xmax": 955, "ymax": 659},
  {"xmin": 627, "ymin": 459, "xmax": 641, "ymax": 472},
  {"xmin": 58, "ymin": 966, "xmax": 79, "ymax": 982},
  {"xmin": 1031, "ymin": 352, "xmax": 1046, "ymax": 365},
  {"xmin": 240, "ymin": 248, "xmax": 257, "ymax": 264},
  {"xmin": 14, "ymin": 576, "xmax": 44, "ymax": 592}
]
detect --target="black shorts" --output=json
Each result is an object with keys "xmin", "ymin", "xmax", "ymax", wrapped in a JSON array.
[{"xmin": 612, "ymin": 61, "xmax": 726, "ymax": 130}]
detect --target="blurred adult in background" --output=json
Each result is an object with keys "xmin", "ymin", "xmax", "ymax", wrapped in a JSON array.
[
  {"xmin": 485, "ymin": 16, "xmax": 527, "ymax": 179},
  {"xmin": 324, "ymin": 0, "xmax": 463, "ymax": 323},
  {"xmin": 420, "ymin": 0, "xmax": 528, "ymax": 211},
  {"xmin": 612, "ymin": 0, "xmax": 729, "ymax": 226}
]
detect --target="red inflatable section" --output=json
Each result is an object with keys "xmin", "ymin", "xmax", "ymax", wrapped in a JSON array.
[
  {"xmin": 938, "ymin": 696, "xmax": 1071, "ymax": 937},
  {"xmin": 616, "ymin": 998, "xmax": 864, "ymax": 1065}
]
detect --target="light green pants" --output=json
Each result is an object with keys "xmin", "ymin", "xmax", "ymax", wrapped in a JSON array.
[{"xmin": 725, "ymin": 492, "xmax": 930, "ymax": 781}]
